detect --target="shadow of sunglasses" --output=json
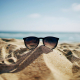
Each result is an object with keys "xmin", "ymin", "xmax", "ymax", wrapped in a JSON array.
[{"xmin": 23, "ymin": 36, "xmax": 59, "ymax": 50}]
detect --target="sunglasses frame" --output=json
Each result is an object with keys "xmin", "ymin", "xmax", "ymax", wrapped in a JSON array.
[{"xmin": 23, "ymin": 36, "xmax": 59, "ymax": 50}]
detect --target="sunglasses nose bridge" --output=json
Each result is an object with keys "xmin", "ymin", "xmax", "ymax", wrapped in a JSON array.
[
  {"xmin": 38, "ymin": 38, "xmax": 44, "ymax": 45},
  {"xmin": 38, "ymin": 37, "xmax": 43, "ymax": 39}
]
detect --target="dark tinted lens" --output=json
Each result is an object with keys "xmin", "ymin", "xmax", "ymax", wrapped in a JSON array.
[
  {"xmin": 44, "ymin": 37, "xmax": 58, "ymax": 49},
  {"xmin": 24, "ymin": 37, "xmax": 39, "ymax": 49}
]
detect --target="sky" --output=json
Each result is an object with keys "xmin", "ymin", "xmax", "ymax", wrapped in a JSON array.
[{"xmin": 0, "ymin": 0, "xmax": 80, "ymax": 32}]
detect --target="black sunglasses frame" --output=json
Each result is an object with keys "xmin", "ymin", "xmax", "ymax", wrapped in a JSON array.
[{"xmin": 23, "ymin": 36, "xmax": 59, "ymax": 50}]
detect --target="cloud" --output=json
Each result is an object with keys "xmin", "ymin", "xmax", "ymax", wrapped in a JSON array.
[
  {"xmin": 28, "ymin": 13, "xmax": 41, "ymax": 18},
  {"xmin": 61, "ymin": 8, "xmax": 70, "ymax": 12},
  {"xmin": 62, "ymin": 3, "xmax": 80, "ymax": 12},
  {"xmin": 23, "ymin": 15, "xmax": 80, "ymax": 32},
  {"xmin": 1, "ymin": 14, "xmax": 80, "ymax": 32},
  {"xmin": 72, "ymin": 3, "xmax": 80, "ymax": 11}
]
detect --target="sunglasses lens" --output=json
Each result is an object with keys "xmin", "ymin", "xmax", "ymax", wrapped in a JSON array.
[
  {"xmin": 44, "ymin": 37, "xmax": 58, "ymax": 49},
  {"xmin": 24, "ymin": 37, "xmax": 39, "ymax": 49}
]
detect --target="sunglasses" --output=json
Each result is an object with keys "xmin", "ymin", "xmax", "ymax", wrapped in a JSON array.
[{"xmin": 23, "ymin": 36, "xmax": 59, "ymax": 50}]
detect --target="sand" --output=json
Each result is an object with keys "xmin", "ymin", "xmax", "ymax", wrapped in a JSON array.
[{"xmin": 0, "ymin": 38, "xmax": 80, "ymax": 80}]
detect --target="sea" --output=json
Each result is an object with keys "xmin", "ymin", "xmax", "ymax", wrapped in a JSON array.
[{"xmin": 0, "ymin": 31, "xmax": 80, "ymax": 43}]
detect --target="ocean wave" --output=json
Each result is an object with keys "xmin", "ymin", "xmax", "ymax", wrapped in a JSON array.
[{"xmin": 0, "ymin": 32, "xmax": 80, "ymax": 42}]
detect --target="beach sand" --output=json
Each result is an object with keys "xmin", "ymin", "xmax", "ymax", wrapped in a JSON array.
[{"xmin": 0, "ymin": 38, "xmax": 80, "ymax": 80}]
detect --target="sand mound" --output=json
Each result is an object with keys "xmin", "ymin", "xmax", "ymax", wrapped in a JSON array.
[
  {"xmin": 0, "ymin": 39, "xmax": 80, "ymax": 80},
  {"xmin": 0, "ymin": 46, "xmax": 72, "ymax": 80},
  {"xmin": 1, "ymin": 38, "xmax": 17, "ymax": 42}
]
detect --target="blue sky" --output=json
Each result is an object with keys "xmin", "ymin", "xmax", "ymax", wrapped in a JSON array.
[{"xmin": 0, "ymin": 0, "xmax": 80, "ymax": 32}]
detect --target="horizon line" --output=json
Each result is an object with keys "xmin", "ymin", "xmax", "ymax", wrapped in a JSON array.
[{"xmin": 0, "ymin": 30, "xmax": 80, "ymax": 33}]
